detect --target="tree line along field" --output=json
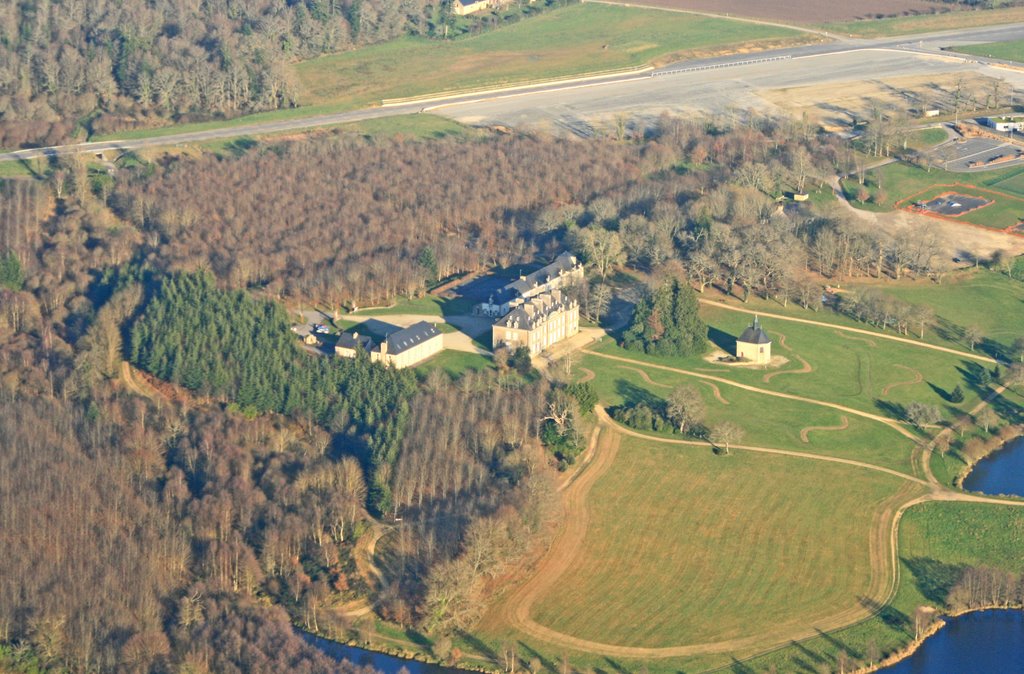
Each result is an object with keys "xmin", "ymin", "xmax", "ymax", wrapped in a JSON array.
[
  {"xmin": 293, "ymin": 3, "xmax": 806, "ymax": 107},
  {"xmin": 712, "ymin": 268, "xmax": 1024, "ymax": 363}
]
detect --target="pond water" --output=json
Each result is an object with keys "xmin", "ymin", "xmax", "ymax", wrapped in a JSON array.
[
  {"xmin": 963, "ymin": 435, "xmax": 1024, "ymax": 498},
  {"xmin": 878, "ymin": 609, "xmax": 1024, "ymax": 673},
  {"xmin": 302, "ymin": 632, "xmax": 458, "ymax": 674}
]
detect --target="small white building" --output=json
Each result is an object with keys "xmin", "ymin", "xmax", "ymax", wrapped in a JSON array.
[
  {"xmin": 981, "ymin": 116, "xmax": 1024, "ymax": 132},
  {"xmin": 736, "ymin": 316, "xmax": 771, "ymax": 365}
]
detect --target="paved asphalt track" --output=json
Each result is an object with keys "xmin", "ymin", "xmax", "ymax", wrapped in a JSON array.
[{"xmin": 4, "ymin": 22, "xmax": 1024, "ymax": 162}]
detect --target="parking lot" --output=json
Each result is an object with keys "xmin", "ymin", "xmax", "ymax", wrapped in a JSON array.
[{"xmin": 933, "ymin": 136, "xmax": 1024, "ymax": 172}]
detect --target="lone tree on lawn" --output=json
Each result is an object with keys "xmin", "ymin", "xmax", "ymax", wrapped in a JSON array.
[
  {"xmin": 905, "ymin": 402, "xmax": 942, "ymax": 429},
  {"xmin": 710, "ymin": 421, "xmax": 744, "ymax": 455},
  {"xmin": 667, "ymin": 385, "xmax": 706, "ymax": 435},
  {"xmin": 623, "ymin": 278, "xmax": 707, "ymax": 357},
  {"xmin": 964, "ymin": 325, "xmax": 984, "ymax": 352}
]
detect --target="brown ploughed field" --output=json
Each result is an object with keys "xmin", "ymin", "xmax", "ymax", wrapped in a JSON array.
[{"xmin": 604, "ymin": 0, "xmax": 950, "ymax": 23}]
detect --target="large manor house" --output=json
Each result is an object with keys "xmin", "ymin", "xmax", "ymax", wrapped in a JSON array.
[
  {"xmin": 479, "ymin": 252, "xmax": 583, "ymax": 355},
  {"xmin": 328, "ymin": 253, "xmax": 583, "ymax": 369}
]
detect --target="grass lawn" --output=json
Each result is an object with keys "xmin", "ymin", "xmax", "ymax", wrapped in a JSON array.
[
  {"xmin": 528, "ymin": 435, "xmax": 914, "ymax": 648},
  {"xmin": 337, "ymin": 114, "xmax": 473, "ymax": 139},
  {"xmin": 294, "ymin": 4, "xmax": 803, "ymax": 107},
  {"xmin": 415, "ymin": 350, "xmax": 494, "ymax": 378},
  {"xmin": 0, "ymin": 161, "xmax": 37, "ymax": 179},
  {"xmin": 908, "ymin": 127, "xmax": 948, "ymax": 150},
  {"xmin": 590, "ymin": 303, "xmax": 987, "ymax": 424},
  {"xmin": 820, "ymin": 6, "xmax": 1024, "ymax": 38},
  {"xmin": 352, "ymin": 294, "xmax": 476, "ymax": 318},
  {"xmin": 956, "ymin": 38, "xmax": 1024, "ymax": 64},
  {"xmin": 579, "ymin": 350, "xmax": 919, "ymax": 472}
]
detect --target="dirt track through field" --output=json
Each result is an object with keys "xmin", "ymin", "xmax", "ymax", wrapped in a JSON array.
[
  {"xmin": 700, "ymin": 299, "xmax": 997, "ymax": 364},
  {"xmin": 584, "ymin": 350, "xmax": 920, "ymax": 440},
  {"xmin": 834, "ymin": 330, "xmax": 878, "ymax": 348},
  {"xmin": 763, "ymin": 354, "xmax": 813, "ymax": 383},
  {"xmin": 495, "ymin": 407, "xmax": 1024, "ymax": 660},
  {"xmin": 619, "ymin": 365, "xmax": 671, "ymax": 388},
  {"xmin": 881, "ymin": 364, "xmax": 924, "ymax": 396},
  {"xmin": 800, "ymin": 415, "xmax": 849, "ymax": 443},
  {"xmin": 699, "ymin": 380, "xmax": 731, "ymax": 405},
  {"xmin": 576, "ymin": 367, "xmax": 596, "ymax": 384}
]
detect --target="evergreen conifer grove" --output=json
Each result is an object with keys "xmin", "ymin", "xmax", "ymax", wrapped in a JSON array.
[
  {"xmin": 623, "ymin": 278, "xmax": 708, "ymax": 357},
  {"xmin": 129, "ymin": 271, "xmax": 417, "ymax": 512}
]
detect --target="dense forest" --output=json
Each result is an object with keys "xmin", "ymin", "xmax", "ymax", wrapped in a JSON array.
[{"xmin": 1, "ymin": 111, "xmax": 1021, "ymax": 671}]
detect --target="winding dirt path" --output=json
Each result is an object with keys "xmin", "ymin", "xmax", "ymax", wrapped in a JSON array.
[
  {"xmin": 584, "ymin": 349, "xmax": 920, "ymax": 441},
  {"xmin": 699, "ymin": 380, "xmax": 731, "ymax": 405},
  {"xmin": 354, "ymin": 524, "xmax": 386, "ymax": 588},
  {"xmin": 120, "ymin": 361, "xmax": 166, "ymax": 403},
  {"xmin": 881, "ymin": 364, "xmax": 925, "ymax": 396},
  {"xmin": 763, "ymin": 354, "xmax": 813, "ymax": 384},
  {"xmin": 499, "ymin": 425, "xmax": 623, "ymax": 650},
  {"xmin": 834, "ymin": 330, "xmax": 878, "ymax": 348},
  {"xmin": 699, "ymin": 299, "xmax": 997, "ymax": 365},
  {"xmin": 497, "ymin": 409, "xmax": 1024, "ymax": 661},
  {"xmin": 800, "ymin": 415, "xmax": 850, "ymax": 443},
  {"xmin": 622, "ymin": 364, "xmax": 732, "ymax": 405},
  {"xmin": 619, "ymin": 365, "xmax": 671, "ymax": 389},
  {"xmin": 576, "ymin": 367, "xmax": 596, "ymax": 384}
]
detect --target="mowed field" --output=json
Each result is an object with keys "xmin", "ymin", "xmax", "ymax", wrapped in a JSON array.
[
  {"xmin": 956, "ymin": 38, "xmax": 1024, "ymax": 64},
  {"xmin": 602, "ymin": 0, "xmax": 940, "ymax": 23},
  {"xmin": 293, "ymin": 4, "xmax": 804, "ymax": 106},
  {"xmin": 529, "ymin": 437, "xmax": 914, "ymax": 648}
]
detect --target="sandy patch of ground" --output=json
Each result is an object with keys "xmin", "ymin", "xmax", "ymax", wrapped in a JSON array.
[
  {"xmin": 703, "ymin": 347, "xmax": 789, "ymax": 369},
  {"xmin": 759, "ymin": 73, "xmax": 1001, "ymax": 131}
]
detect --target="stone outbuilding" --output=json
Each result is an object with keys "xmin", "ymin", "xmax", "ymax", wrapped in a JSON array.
[{"xmin": 736, "ymin": 316, "xmax": 771, "ymax": 365}]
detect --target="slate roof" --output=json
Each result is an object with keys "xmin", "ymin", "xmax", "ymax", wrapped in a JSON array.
[
  {"xmin": 383, "ymin": 321, "xmax": 442, "ymax": 355},
  {"xmin": 336, "ymin": 332, "xmax": 374, "ymax": 351},
  {"xmin": 495, "ymin": 290, "xmax": 574, "ymax": 331},
  {"xmin": 737, "ymin": 316, "xmax": 771, "ymax": 345},
  {"xmin": 505, "ymin": 252, "xmax": 579, "ymax": 298}
]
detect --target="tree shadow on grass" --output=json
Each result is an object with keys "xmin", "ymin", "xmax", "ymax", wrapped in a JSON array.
[
  {"xmin": 517, "ymin": 642, "xmax": 558, "ymax": 674},
  {"xmin": 903, "ymin": 556, "xmax": 966, "ymax": 605},
  {"xmin": 874, "ymin": 399, "xmax": 906, "ymax": 422},
  {"xmin": 615, "ymin": 378, "xmax": 664, "ymax": 409},
  {"xmin": 708, "ymin": 326, "xmax": 736, "ymax": 355},
  {"xmin": 814, "ymin": 628, "xmax": 862, "ymax": 660},
  {"xmin": 859, "ymin": 596, "xmax": 911, "ymax": 635},
  {"xmin": 455, "ymin": 630, "xmax": 499, "ymax": 663}
]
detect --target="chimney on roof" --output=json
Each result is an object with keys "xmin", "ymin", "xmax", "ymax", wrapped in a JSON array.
[
  {"xmin": 380, "ymin": 339, "xmax": 388, "ymax": 355},
  {"xmin": 353, "ymin": 332, "xmax": 359, "ymax": 339}
]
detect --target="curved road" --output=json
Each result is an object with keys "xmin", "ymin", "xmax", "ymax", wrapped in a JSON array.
[{"xmin": 6, "ymin": 23, "xmax": 1024, "ymax": 162}]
